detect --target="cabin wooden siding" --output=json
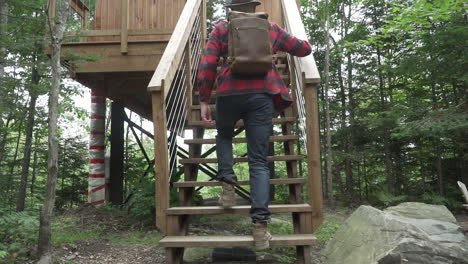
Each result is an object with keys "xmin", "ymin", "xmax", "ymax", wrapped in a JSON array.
[
  {"xmin": 90, "ymin": 0, "xmax": 185, "ymax": 42},
  {"xmin": 256, "ymin": 0, "xmax": 283, "ymax": 26}
]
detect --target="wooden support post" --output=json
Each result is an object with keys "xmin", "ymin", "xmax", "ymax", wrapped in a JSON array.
[
  {"xmin": 180, "ymin": 129, "xmax": 204, "ymax": 206},
  {"xmin": 120, "ymin": 0, "xmax": 128, "ymax": 54},
  {"xmin": 201, "ymin": 0, "xmax": 207, "ymax": 42},
  {"xmin": 83, "ymin": 10, "xmax": 88, "ymax": 30},
  {"xmin": 166, "ymin": 215, "xmax": 184, "ymax": 264},
  {"xmin": 268, "ymin": 125, "xmax": 275, "ymax": 201},
  {"xmin": 304, "ymin": 83, "xmax": 324, "ymax": 231},
  {"xmin": 152, "ymin": 91, "xmax": 170, "ymax": 234},
  {"xmin": 109, "ymin": 101, "xmax": 125, "ymax": 205},
  {"xmin": 184, "ymin": 41, "xmax": 193, "ymax": 121},
  {"xmin": 296, "ymin": 212, "xmax": 313, "ymax": 264},
  {"xmin": 281, "ymin": 108, "xmax": 301, "ymax": 204},
  {"xmin": 48, "ymin": 0, "xmax": 56, "ymax": 21}
]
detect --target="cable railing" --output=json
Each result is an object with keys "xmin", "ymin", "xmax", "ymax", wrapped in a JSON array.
[
  {"xmin": 281, "ymin": 0, "xmax": 321, "ymax": 152},
  {"xmin": 148, "ymin": 0, "xmax": 205, "ymax": 179}
]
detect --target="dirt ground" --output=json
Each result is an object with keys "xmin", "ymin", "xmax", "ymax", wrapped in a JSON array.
[
  {"xmin": 38, "ymin": 204, "xmax": 345, "ymax": 264},
  {"xmin": 22, "ymin": 205, "xmax": 466, "ymax": 263}
]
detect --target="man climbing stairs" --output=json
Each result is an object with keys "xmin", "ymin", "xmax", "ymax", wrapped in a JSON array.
[
  {"xmin": 158, "ymin": 52, "xmax": 318, "ymax": 263},
  {"xmin": 146, "ymin": 0, "xmax": 323, "ymax": 263}
]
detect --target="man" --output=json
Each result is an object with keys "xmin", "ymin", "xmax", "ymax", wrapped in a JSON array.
[{"xmin": 196, "ymin": 0, "xmax": 312, "ymax": 249}]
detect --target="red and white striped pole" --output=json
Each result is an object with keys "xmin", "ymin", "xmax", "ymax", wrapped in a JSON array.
[{"xmin": 88, "ymin": 90, "xmax": 106, "ymax": 205}]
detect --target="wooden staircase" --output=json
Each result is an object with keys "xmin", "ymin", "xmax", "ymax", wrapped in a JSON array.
[{"xmin": 146, "ymin": 0, "xmax": 323, "ymax": 263}]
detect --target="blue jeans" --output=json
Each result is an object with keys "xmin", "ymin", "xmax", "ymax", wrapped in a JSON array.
[{"xmin": 215, "ymin": 93, "xmax": 273, "ymax": 222}]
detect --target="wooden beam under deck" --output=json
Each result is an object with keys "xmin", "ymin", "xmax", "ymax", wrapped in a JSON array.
[{"xmin": 58, "ymin": 41, "xmax": 168, "ymax": 74}]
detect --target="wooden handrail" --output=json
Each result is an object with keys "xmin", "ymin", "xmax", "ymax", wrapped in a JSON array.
[
  {"xmin": 281, "ymin": 0, "xmax": 320, "ymax": 84},
  {"xmin": 147, "ymin": 0, "xmax": 202, "ymax": 96},
  {"xmin": 64, "ymin": 28, "xmax": 173, "ymax": 38},
  {"xmin": 71, "ymin": 0, "xmax": 89, "ymax": 18}
]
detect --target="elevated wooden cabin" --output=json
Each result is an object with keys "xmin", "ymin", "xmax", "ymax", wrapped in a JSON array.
[{"xmin": 51, "ymin": 0, "xmax": 323, "ymax": 263}]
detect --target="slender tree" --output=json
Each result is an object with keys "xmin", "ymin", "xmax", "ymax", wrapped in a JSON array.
[
  {"xmin": 323, "ymin": 0, "xmax": 333, "ymax": 206},
  {"xmin": 0, "ymin": 0, "xmax": 7, "ymax": 80},
  {"xmin": 37, "ymin": 0, "xmax": 70, "ymax": 262},
  {"xmin": 17, "ymin": 56, "xmax": 41, "ymax": 211}
]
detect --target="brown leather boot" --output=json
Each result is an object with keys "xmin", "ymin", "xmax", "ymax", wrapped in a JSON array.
[
  {"xmin": 218, "ymin": 182, "xmax": 236, "ymax": 207},
  {"xmin": 252, "ymin": 221, "xmax": 272, "ymax": 250}
]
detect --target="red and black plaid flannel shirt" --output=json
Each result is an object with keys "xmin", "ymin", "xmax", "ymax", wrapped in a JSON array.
[{"xmin": 196, "ymin": 21, "xmax": 312, "ymax": 111}]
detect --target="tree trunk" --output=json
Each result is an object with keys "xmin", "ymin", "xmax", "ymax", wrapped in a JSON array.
[
  {"xmin": 336, "ymin": 39, "xmax": 353, "ymax": 201},
  {"xmin": 0, "ymin": 0, "xmax": 7, "ymax": 144},
  {"xmin": 17, "ymin": 64, "xmax": 40, "ymax": 212},
  {"xmin": 30, "ymin": 132, "xmax": 39, "ymax": 197},
  {"xmin": 37, "ymin": 1, "xmax": 70, "ymax": 262},
  {"xmin": 345, "ymin": 2, "xmax": 356, "ymax": 202},
  {"xmin": 0, "ymin": 114, "xmax": 12, "ymax": 166},
  {"xmin": 7, "ymin": 99, "xmax": 29, "ymax": 200},
  {"xmin": 0, "ymin": 0, "xmax": 7, "ymax": 80},
  {"xmin": 324, "ymin": 0, "xmax": 333, "ymax": 206},
  {"xmin": 435, "ymin": 140, "xmax": 443, "ymax": 195},
  {"xmin": 0, "ymin": 91, "xmax": 23, "ymax": 165},
  {"xmin": 376, "ymin": 46, "xmax": 394, "ymax": 194}
]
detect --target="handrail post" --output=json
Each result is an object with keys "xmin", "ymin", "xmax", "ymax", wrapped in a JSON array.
[
  {"xmin": 184, "ymin": 41, "xmax": 193, "ymax": 122},
  {"xmin": 202, "ymin": 0, "xmax": 207, "ymax": 42},
  {"xmin": 83, "ymin": 9, "xmax": 88, "ymax": 30},
  {"xmin": 121, "ymin": 0, "xmax": 128, "ymax": 54},
  {"xmin": 48, "ymin": 0, "xmax": 56, "ymax": 22},
  {"xmin": 152, "ymin": 89, "xmax": 170, "ymax": 234},
  {"xmin": 303, "ymin": 81, "xmax": 324, "ymax": 231}
]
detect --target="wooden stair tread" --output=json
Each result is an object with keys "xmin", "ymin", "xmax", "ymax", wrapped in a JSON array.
[
  {"xmin": 184, "ymin": 135, "xmax": 299, "ymax": 145},
  {"xmin": 180, "ymin": 155, "xmax": 302, "ymax": 164},
  {"xmin": 159, "ymin": 234, "xmax": 316, "ymax": 247},
  {"xmin": 187, "ymin": 117, "xmax": 297, "ymax": 128},
  {"xmin": 166, "ymin": 204, "xmax": 312, "ymax": 215},
  {"xmin": 173, "ymin": 178, "xmax": 306, "ymax": 188}
]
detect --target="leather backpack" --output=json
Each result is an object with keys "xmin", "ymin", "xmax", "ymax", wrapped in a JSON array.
[{"xmin": 227, "ymin": 11, "xmax": 272, "ymax": 76}]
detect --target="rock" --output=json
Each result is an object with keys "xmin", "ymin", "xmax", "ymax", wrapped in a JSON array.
[
  {"xmin": 183, "ymin": 247, "xmax": 213, "ymax": 262},
  {"xmin": 385, "ymin": 202, "xmax": 457, "ymax": 223},
  {"xmin": 65, "ymin": 254, "xmax": 76, "ymax": 260},
  {"xmin": 323, "ymin": 204, "xmax": 468, "ymax": 264}
]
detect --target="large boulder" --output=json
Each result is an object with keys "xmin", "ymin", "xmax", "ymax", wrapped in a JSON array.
[
  {"xmin": 385, "ymin": 202, "xmax": 457, "ymax": 223},
  {"xmin": 323, "ymin": 203, "xmax": 468, "ymax": 264}
]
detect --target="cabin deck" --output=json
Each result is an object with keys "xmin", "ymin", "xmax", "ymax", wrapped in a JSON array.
[
  {"xmin": 51, "ymin": 0, "xmax": 295, "ymax": 118},
  {"xmin": 52, "ymin": 0, "xmax": 323, "ymax": 263}
]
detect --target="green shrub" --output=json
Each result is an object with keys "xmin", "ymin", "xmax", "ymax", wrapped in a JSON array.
[
  {"xmin": 315, "ymin": 221, "xmax": 341, "ymax": 245},
  {"xmin": 422, "ymin": 193, "xmax": 463, "ymax": 209},
  {"xmin": 0, "ymin": 210, "xmax": 39, "ymax": 261},
  {"xmin": 376, "ymin": 191, "xmax": 408, "ymax": 207},
  {"xmin": 268, "ymin": 221, "xmax": 293, "ymax": 235}
]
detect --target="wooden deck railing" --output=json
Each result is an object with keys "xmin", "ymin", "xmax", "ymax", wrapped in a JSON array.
[
  {"xmin": 281, "ymin": 0, "xmax": 323, "ymax": 230},
  {"xmin": 147, "ymin": 0, "xmax": 206, "ymax": 233},
  {"xmin": 48, "ymin": 0, "xmax": 182, "ymax": 53}
]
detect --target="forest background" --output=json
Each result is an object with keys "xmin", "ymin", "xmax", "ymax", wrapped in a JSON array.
[{"xmin": 0, "ymin": 0, "xmax": 466, "ymax": 261}]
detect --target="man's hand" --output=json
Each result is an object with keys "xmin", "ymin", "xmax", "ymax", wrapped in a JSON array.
[{"xmin": 200, "ymin": 101, "xmax": 215, "ymax": 127}]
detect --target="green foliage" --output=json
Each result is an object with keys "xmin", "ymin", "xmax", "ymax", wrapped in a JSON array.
[
  {"xmin": 315, "ymin": 221, "xmax": 341, "ymax": 245},
  {"xmin": 268, "ymin": 251, "xmax": 296, "ymax": 263},
  {"xmin": 422, "ymin": 193, "xmax": 463, "ymax": 209},
  {"xmin": 393, "ymin": 103, "xmax": 468, "ymax": 139},
  {"xmin": 268, "ymin": 221, "xmax": 293, "ymax": 235},
  {"xmin": 52, "ymin": 229, "xmax": 100, "ymax": 246},
  {"xmin": 0, "ymin": 209, "xmax": 39, "ymax": 261},
  {"xmin": 376, "ymin": 192, "xmax": 408, "ymax": 207},
  {"xmin": 106, "ymin": 231, "xmax": 161, "ymax": 245}
]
